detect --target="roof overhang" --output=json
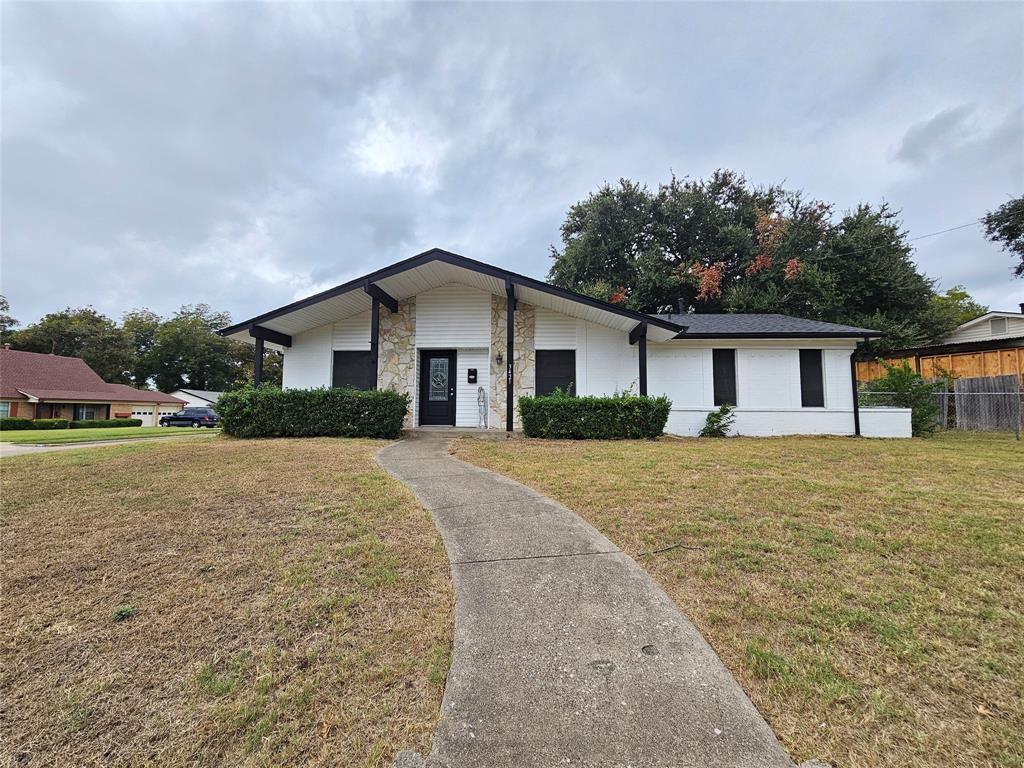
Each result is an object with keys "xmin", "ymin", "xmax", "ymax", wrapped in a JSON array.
[
  {"xmin": 670, "ymin": 331, "xmax": 881, "ymax": 339},
  {"xmin": 219, "ymin": 248, "xmax": 684, "ymax": 348},
  {"xmin": 953, "ymin": 311, "xmax": 1023, "ymax": 333}
]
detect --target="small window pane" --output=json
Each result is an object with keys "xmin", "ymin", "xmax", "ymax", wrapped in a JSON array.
[
  {"xmin": 991, "ymin": 317, "xmax": 1007, "ymax": 335},
  {"xmin": 429, "ymin": 358, "xmax": 449, "ymax": 401},
  {"xmin": 0, "ymin": 402, "xmax": 10, "ymax": 418}
]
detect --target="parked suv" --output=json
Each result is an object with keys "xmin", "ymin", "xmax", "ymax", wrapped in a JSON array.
[{"xmin": 159, "ymin": 407, "xmax": 219, "ymax": 428}]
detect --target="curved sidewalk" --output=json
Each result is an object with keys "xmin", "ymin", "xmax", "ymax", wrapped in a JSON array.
[{"xmin": 378, "ymin": 433, "xmax": 798, "ymax": 768}]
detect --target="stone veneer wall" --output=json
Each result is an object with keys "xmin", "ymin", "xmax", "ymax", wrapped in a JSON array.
[
  {"xmin": 377, "ymin": 297, "xmax": 416, "ymax": 428},
  {"xmin": 489, "ymin": 295, "xmax": 535, "ymax": 429}
]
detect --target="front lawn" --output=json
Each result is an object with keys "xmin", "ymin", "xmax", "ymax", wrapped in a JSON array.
[
  {"xmin": 1, "ymin": 438, "xmax": 453, "ymax": 767},
  {"xmin": 0, "ymin": 425, "xmax": 221, "ymax": 444},
  {"xmin": 453, "ymin": 431, "xmax": 1024, "ymax": 768}
]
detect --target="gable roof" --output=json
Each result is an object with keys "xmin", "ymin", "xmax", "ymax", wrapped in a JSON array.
[
  {"xmin": 948, "ymin": 310, "xmax": 1024, "ymax": 332},
  {"xmin": 651, "ymin": 313, "xmax": 882, "ymax": 338},
  {"xmin": 0, "ymin": 348, "xmax": 184, "ymax": 403},
  {"xmin": 219, "ymin": 247, "xmax": 883, "ymax": 346},
  {"xmin": 219, "ymin": 248, "xmax": 687, "ymax": 346}
]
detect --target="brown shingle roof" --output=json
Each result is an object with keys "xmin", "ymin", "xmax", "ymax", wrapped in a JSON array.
[{"xmin": 0, "ymin": 349, "xmax": 184, "ymax": 404}]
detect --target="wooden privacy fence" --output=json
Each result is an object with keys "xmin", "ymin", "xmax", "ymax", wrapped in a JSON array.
[
  {"xmin": 857, "ymin": 346, "xmax": 1024, "ymax": 382},
  {"xmin": 953, "ymin": 375, "xmax": 1023, "ymax": 436}
]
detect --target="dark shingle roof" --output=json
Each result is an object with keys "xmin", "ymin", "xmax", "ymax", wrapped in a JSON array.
[{"xmin": 649, "ymin": 313, "xmax": 882, "ymax": 338}]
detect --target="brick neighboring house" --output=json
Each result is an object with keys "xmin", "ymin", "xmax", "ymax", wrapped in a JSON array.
[{"xmin": 0, "ymin": 348, "xmax": 185, "ymax": 426}]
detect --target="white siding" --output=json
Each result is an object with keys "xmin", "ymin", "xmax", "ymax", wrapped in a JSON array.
[
  {"xmin": 455, "ymin": 349, "xmax": 490, "ymax": 428},
  {"xmin": 824, "ymin": 349, "xmax": 854, "ymax": 410},
  {"xmin": 535, "ymin": 307, "xmax": 578, "ymax": 349},
  {"xmin": 416, "ymin": 284, "xmax": 490, "ymax": 348},
  {"xmin": 333, "ymin": 312, "xmax": 370, "ymax": 350},
  {"xmin": 648, "ymin": 340, "xmax": 864, "ymax": 437},
  {"xmin": 648, "ymin": 347, "xmax": 710, "ymax": 406},
  {"xmin": 576, "ymin": 319, "xmax": 638, "ymax": 396},
  {"xmin": 282, "ymin": 324, "xmax": 332, "ymax": 389},
  {"xmin": 945, "ymin": 314, "xmax": 1024, "ymax": 343},
  {"xmin": 860, "ymin": 408, "xmax": 913, "ymax": 438},
  {"xmin": 738, "ymin": 349, "xmax": 797, "ymax": 408}
]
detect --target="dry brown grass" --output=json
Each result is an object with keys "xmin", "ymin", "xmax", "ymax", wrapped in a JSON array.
[
  {"xmin": 453, "ymin": 431, "xmax": 1024, "ymax": 768},
  {"xmin": 1, "ymin": 438, "xmax": 452, "ymax": 767}
]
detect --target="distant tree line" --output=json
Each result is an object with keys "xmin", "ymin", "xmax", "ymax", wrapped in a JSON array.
[
  {"xmin": 0, "ymin": 299, "xmax": 280, "ymax": 392},
  {"xmin": 548, "ymin": 170, "xmax": 1006, "ymax": 354}
]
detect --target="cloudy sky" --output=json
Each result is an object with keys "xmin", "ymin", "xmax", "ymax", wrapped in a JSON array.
[{"xmin": 3, "ymin": 2, "xmax": 1022, "ymax": 327}]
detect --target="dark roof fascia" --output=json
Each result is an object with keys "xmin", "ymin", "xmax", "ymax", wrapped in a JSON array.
[
  {"xmin": 671, "ymin": 331, "xmax": 883, "ymax": 339},
  {"xmin": 887, "ymin": 336, "xmax": 1024, "ymax": 357},
  {"xmin": 218, "ymin": 248, "xmax": 684, "ymax": 337}
]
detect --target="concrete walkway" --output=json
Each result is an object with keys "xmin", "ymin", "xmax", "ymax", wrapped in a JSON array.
[{"xmin": 378, "ymin": 433, "xmax": 801, "ymax": 768}]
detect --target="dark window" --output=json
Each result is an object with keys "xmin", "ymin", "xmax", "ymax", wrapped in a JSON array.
[
  {"xmin": 332, "ymin": 351, "xmax": 374, "ymax": 390},
  {"xmin": 536, "ymin": 350, "xmax": 576, "ymax": 396},
  {"xmin": 74, "ymin": 404, "xmax": 98, "ymax": 420},
  {"xmin": 712, "ymin": 349, "xmax": 737, "ymax": 406},
  {"xmin": 799, "ymin": 349, "xmax": 825, "ymax": 407}
]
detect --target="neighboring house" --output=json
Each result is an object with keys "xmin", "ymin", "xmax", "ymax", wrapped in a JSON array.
[
  {"xmin": 858, "ymin": 305, "xmax": 1024, "ymax": 382},
  {"xmin": 0, "ymin": 348, "xmax": 185, "ymax": 426},
  {"xmin": 169, "ymin": 389, "xmax": 224, "ymax": 408},
  {"xmin": 220, "ymin": 248, "xmax": 910, "ymax": 437}
]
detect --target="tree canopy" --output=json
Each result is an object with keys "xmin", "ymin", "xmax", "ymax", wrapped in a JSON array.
[
  {"xmin": 5, "ymin": 302, "xmax": 280, "ymax": 391},
  {"xmin": 548, "ymin": 170, "xmax": 976, "ymax": 353},
  {"xmin": 982, "ymin": 195, "xmax": 1024, "ymax": 278}
]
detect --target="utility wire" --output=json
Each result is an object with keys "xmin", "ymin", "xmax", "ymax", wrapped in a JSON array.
[
  {"xmin": 907, "ymin": 219, "xmax": 984, "ymax": 242},
  {"xmin": 832, "ymin": 218, "xmax": 984, "ymax": 260}
]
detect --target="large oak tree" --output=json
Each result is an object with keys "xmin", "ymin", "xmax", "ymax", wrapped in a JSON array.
[{"xmin": 548, "ymin": 170, "xmax": 973, "ymax": 353}]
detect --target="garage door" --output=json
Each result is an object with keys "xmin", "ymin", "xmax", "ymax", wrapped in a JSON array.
[{"xmin": 131, "ymin": 407, "xmax": 155, "ymax": 427}]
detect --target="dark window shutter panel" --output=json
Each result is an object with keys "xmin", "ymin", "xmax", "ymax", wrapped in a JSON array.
[
  {"xmin": 536, "ymin": 350, "xmax": 576, "ymax": 396},
  {"xmin": 332, "ymin": 351, "xmax": 374, "ymax": 390},
  {"xmin": 712, "ymin": 349, "xmax": 737, "ymax": 406},
  {"xmin": 799, "ymin": 349, "xmax": 825, "ymax": 407}
]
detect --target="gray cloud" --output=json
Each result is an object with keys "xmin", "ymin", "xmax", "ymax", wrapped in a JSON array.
[
  {"xmin": 2, "ymin": 1, "xmax": 1022, "ymax": 328},
  {"xmin": 895, "ymin": 105, "xmax": 976, "ymax": 166}
]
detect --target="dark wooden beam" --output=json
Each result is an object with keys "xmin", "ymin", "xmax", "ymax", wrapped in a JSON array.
[
  {"xmin": 506, "ymin": 278, "xmax": 515, "ymax": 432},
  {"xmin": 363, "ymin": 282, "xmax": 398, "ymax": 313},
  {"xmin": 253, "ymin": 336, "xmax": 265, "ymax": 386},
  {"xmin": 630, "ymin": 322, "xmax": 648, "ymax": 396},
  {"xmin": 249, "ymin": 325, "xmax": 292, "ymax": 348},
  {"xmin": 628, "ymin": 321, "xmax": 647, "ymax": 346},
  {"xmin": 850, "ymin": 349, "xmax": 861, "ymax": 437},
  {"xmin": 369, "ymin": 296, "xmax": 380, "ymax": 390}
]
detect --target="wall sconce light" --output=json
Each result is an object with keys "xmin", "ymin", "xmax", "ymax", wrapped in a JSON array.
[{"xmin": 495, "ymin": 350, "xmax": 504, "ymax": 366}]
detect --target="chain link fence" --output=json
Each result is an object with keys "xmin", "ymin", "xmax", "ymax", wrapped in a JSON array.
[{"xmin": 859, "ymin": 374, "xmax": 1023, "ymax": 439}]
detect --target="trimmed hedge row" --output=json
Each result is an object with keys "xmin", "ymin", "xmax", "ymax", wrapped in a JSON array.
[
  {"xmin": 217, "ymin": 386, "xmax": 410, "ymax": 439},
  {"xmin": 31, "ymin": 419, "xmax": 70, "ymax": 430},
  {"xmin": 518, "ymin": 392, "xmax": 671, "ymax": 439},
  {"xmin": 70, "ymin": 418, "xmax": 144, "ymax": 429},
  {"xmin": 0, "ymin": 417, "xmax": 142, "ymax": 431}
]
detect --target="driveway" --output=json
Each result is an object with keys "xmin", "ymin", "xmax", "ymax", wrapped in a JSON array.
[{"xmin": 378, "ymin": 433, "xmax": 805, "ymax": 768}]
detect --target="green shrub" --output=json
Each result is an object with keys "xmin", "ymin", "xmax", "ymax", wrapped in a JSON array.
[
  {"xmin": 111, "ymin": 605, "xmax": 138, "ymax": 622},
  {"xmin": 70, "ymin": 418, "xmax": 144, "ymax": 429},
  {"xmin": 31, "ymin": 418, "xmax": 70, "ymax": 430},
  {"xmin": 518, "ymin": 390, "xmax": 671, "ymax": 439},
  {"xmin": 699, "ymin": 404, "xmax": 736, "ymax": 437},
  {"xmin": 860, "ymin": 360, "xmax": 944, "ymax": 436},
  {"xmin": 216, "ymin": 385, "xmax": 410, "ymax": 439},
  {"xmin": 0, "ymin": 417, "xmax": 33, "ymax": 431}
]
